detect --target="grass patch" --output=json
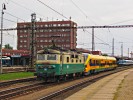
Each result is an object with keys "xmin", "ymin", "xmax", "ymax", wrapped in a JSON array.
[{"xmin": 0, "ymin": 72, "xmax": 34, "ymax": 81}]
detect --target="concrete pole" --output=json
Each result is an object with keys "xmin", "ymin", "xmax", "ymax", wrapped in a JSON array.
[
  {"xmin": 112, "ymin": 38, "xmax": 114, "ymax": 56},
  {"xmin": 92, "ymin": 27, "xmax": 95, "ymax": 52},
  {"xmin": 0, "ymin": 4, "xmax": 6, "ymax": 74}
]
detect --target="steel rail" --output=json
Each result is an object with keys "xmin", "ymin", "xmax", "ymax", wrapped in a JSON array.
[
  {"xmin": 0, "ymin": 77, "xmax": 36, "ymax": 88},
  {"xmin": 39, "ymin": 66, "xmax": 133, "ymax": 100},
  {"xmin": 0, "ymin": 82, "xmax": 45, "ymax": 99}
]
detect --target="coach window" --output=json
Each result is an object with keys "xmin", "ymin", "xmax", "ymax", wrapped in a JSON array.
[
  {"xmin": 94, "ymin": 60, "xmax": 96, "ymax": 66},
  {"xmin": 107, "ymin": 61, "xmax": 109, "ymax": 65},
  {"xmin": 90, "ymin": 59, "xmax": 92, "ymax": 65},
  {"xmin": 106, "ymin": 61, "xmax": 107, "ymax": 65},
  {"xmin": 99, "ymin": 60, "xmax": 101, "ymax": 66},
  {"xmin": 96, "ymin": 60, "xmax": 98, "ymax": 65}
]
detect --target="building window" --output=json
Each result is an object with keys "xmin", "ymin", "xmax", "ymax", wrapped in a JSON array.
[
  {"xmin": 40, "ymin": 30, "xmax": 43, "ymax": 32},
  {"xmin": 40, "ymin": 40, "xmax": 43, "ymax": 42},
  {"xmin": 53, "ymin": 24, "xmax": 57, "ymax": 27},
  {"xmin": 20, "ymin": 30, "xmax": 23, "ymax": 33},
  {"xmin": 40, "ymin": 45, "xmax": 43, "ymax": 48},
  {"xmin": 40, "ymin": 35, "xmax": 44, "ymax": 37},
  {"xmin": 49, "ymin": 40, "xmax": 51, "ymax": 42},
  {"xmin": 20, "ymin": 35, "xmax": 24, "ymax": 38},
  {"xmin": 45, "ymin": 24, "xmax": 48, "ymax": 27},
  {"xmin": 36, "ymin": 25, "xmax": 39, "ymax": 27},
  {"xmin": 24, "ymin": 40, "xmax": 27, "ymax": 42},
  {"xmin": 20, "ymin": 40, "xmax": 23, "ymax": 43},
  {"xmin": 24, "ymin": 30, "xmax": 27, "ymax": 33},
  {"xmin": 44, "ymin": 29, "xmax": 48, "ymax": 32},
  {"xmin": 24, "ymin": 25, "xmax": 27, "ymax": 28},
  {"xmin": 19, "ymin": 25, "xmax": 23, "ymax": 28},
  {"xmin": 24, "ymin": 35, "xmax": 27, "ymax": 37}
]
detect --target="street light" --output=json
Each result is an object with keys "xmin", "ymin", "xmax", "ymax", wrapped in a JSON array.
[{"xmin": 0, "ymin": 3, "xmax": 6, "ymax": 74}]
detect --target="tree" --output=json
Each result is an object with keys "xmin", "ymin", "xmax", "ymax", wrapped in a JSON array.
[
  {"xmin": 102, "ymin": 53, "xmax": 108, "ymax": 56},
  {"xmin": 4, "ymin": 44, "xmax": 13, "ymax": 50}
]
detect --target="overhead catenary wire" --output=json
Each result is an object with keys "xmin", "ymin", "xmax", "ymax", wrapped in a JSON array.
[
  {"xmin": 4, "ymin": 11, "xmax": 25, "ymax": 22},
  {"xmin": 108, "ymin": 18, "xmax": 133, "ymax": 25},
  {"xmin": 0, "ymin": 17, "xmax": 17, "ymax": 23},
  {"xmin": 70, "ymin": 0, "xmax": 96, "ymax": 25},
  {"xmin": 83, "ymin": 29, "xmax": 111, "ymax": 47},
  {"xmin": 9, "ymin": 0, "xmax": 47, "ymax": 20},
  {"xmin": 37, "ymin": 0, "xmax": 69, "ymax": 20}
]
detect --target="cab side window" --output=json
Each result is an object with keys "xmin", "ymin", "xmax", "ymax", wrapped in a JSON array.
[{"xmin": 67, "ymin": 57, "xmax": 69, "ymax": 63}]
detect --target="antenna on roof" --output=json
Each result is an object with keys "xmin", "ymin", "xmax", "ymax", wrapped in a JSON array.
[{"xmin": 69, "ymin": 16, "xmax": 71, "ymax": 20}]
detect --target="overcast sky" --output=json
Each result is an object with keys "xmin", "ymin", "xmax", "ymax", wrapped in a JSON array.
[{"xmin": 1, "ymin": 0, "xmax": 133, "ymax": 57}]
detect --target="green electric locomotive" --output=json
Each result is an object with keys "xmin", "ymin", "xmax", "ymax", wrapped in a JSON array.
[{"xmin": 35, "ymin": 48, "xmax": 85, "ymax": 82}]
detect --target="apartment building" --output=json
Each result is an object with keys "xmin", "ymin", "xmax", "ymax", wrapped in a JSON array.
[{"xmin": 17, "ymin": 20, "xmax": 77, "ymax": 51}]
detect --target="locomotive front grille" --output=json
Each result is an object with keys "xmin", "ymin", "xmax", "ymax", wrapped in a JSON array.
[{"xmin": 38, "ymin": 65, "xmax": 54, "ymax": 69}]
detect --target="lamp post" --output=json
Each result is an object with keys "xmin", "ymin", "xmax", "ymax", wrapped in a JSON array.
[{"xmin": 0, "ymin": 3, "xmax": 6, "ymax": 74}]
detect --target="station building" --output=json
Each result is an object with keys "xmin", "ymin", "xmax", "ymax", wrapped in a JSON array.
[
  {"xmin": 2, "ymin": 49, "xmax": 30, "ymax": 66},
  {"xmin": 17, "ymin": 20, "xmax": 77, "ymax": 51}
]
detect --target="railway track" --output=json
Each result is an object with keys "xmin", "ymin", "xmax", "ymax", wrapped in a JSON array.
[
  {"xmin": 0, "ymin": 77, "xmax": 36, "ymax": 88},
  {"xmin": 0, "ymin": 82, "xmax": 47, "ymax": 100},
  {"xmin": 0, "ymin": 66, "xmax": 132, "ymax": 100},
  {"xmin": 38, "ymin": 66, "xmax": 133, "ymax": 100}
]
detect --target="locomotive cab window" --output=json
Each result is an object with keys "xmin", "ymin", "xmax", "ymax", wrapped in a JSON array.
[
  {"xmin": 47, "ymin": 54, "xmax": 57, "ymax": 60},
  {"xmin": 71, "ymin": 55, "xmax": 74, "ymax": 58},
  {"xmin": 37, "ymin": 54, "xmax": 45, "ymax": 60},
  {"xmin": 75, "ymin": 55, "xmax": 78, "ymax": 58}
]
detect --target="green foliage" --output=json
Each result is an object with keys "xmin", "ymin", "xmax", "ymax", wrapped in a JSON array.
[
  {"xmin": 0, "ymin": 72, "xmax": 34, "ymax": 81},
  {"xmin": 102, "ymin": 53, "xmax": 108, "ymax": 56},
  {"xmin": 4, "ymin": 44, "xmax": 13, "ymax": 50}
]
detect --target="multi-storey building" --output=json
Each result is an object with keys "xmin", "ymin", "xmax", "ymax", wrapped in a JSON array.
[{"xmin": 17, "ymin": 20, "xmax": 77, "ymax": 51}]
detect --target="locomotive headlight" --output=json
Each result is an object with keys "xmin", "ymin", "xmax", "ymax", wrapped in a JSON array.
[
  {"xmin": 53, "ymin": 65, "xmax": 56, "ymax": 68},
  {"xmin": 44, "ymin": 68, "xmax": 47, "ymax": 71}
]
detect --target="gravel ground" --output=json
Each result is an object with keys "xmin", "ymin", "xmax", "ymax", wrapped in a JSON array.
[{"xmin": 114, "ymin": 69, "xmax": 133, "ymax": 100}]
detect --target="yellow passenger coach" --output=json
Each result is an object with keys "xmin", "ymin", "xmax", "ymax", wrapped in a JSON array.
[{"xmin": 84, "ymin": 54, "xmax": 117, "ymax": 75}]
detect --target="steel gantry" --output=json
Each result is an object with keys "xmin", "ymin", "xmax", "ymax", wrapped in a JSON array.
[
  {"xmin": 1, "ymin": 24, "xmax": 133, "ymax": 54},
  {"xmin": 77, "ymin": 25, "xmax": 133, "ymax": 51}
]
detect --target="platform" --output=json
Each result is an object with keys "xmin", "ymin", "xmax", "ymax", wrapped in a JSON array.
[{"xmin": 65, "ymin": 68, "xmax": 133, "ymax": 100}]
